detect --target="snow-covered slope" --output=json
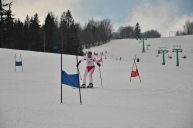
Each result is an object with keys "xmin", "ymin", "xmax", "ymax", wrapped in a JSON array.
[{"xmin": 0, "ymin": 35, "xmax": 193, "ymax": 128}]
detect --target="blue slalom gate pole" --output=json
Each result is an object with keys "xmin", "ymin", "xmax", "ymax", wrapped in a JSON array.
[
  {"xmin": 76, "ymin": 55, "xmax": 82, "ymax": 105},
  {"xmin": 15, "ymin": 54, "xmax": 16, "ymax": 72},
  {"xmin": 61, "ymin": 51, "xmax": 63, "ymax": 103}
]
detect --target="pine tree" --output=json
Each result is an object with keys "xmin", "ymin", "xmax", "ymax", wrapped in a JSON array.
[
  {"xmin": 59, "ymin": 12, "xmax": 67, "ymax": 52},
  {"xmin": 24, "ymin": 15, "xmax": 30, "ymax": 28},
  {"xmin": 0, "ymin": 0, "xmax": 14, "ymax": 47},
  {"xmin": 135, "ymin": 22, "xmax": 141, "ymax": 40},
  {"xmin": 64, "ymin": 10, "xmax": 83, "ymax": 55},
  {"xmin": 30, "ymin": 13, "xmax": 41, "ymax": 51},
  {"xmin": 4, "ymin": 2, "xmax": 14, "ymax": 48},
  {"xmin": 43, "ymin": 13, "xmax": 55, "ymax": 52},
  {"xmin": 23, "ymin": 15, "xmax": 30, "ymax": 50},
  {"xmin": 65, "ymin": 10, "xmax": 73, "ymax": 54},
  {"xmin": 13, "ymin": 19, "xmax": 24, "ymax": 49}
]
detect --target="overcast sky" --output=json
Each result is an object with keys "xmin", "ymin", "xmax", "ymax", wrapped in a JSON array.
[{"xmin": 6, "ymin": 0, "xmax": 193, "ymax": 36}]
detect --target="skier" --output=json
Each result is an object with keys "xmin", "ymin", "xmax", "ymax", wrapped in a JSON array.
[{"xmin": 77, "ymin": 51, "xmax": 101, "ymax": 88}]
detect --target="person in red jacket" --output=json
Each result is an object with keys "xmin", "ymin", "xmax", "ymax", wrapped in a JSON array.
[{"xmin": 77, "ymin": 51, "xmax": 101, "ymax": 88}]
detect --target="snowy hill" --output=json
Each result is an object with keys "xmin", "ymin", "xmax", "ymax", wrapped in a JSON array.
[{"xmin": 0, "ymin": 35, "xmax": 193, "ymax": 128}]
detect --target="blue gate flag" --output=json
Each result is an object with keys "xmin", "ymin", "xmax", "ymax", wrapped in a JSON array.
[
  {"xmin": 61, "ymin": 71, "xmax": 80, "ymax": 88},
  {"xmin": 16, "ymin": 61, "xmax": 22, "ymax": 66},
  {"xmin": 53, "ymin": 45, "xmax": 61, "ymax": 53}
]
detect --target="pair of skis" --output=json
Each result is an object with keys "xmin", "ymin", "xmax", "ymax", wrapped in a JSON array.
[{"xmin": 73, "ymin": 87, "xmax": 98, "ymax": 89}]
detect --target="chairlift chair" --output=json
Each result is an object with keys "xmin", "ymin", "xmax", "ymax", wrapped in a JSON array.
[
  {"xmin": 168, "ymin": 52, "xmax": 172, "ymax": 59},
  {"xmin": 146, "ymin": 45, "xmax": 149, "ymax": 50},
  {"xmin": 156, "ymin": 50, "xmax": 159, "ymax": 57},
  {"xmin": 181, "ymin": 52, "xmax": 187, "ymax": 59}
]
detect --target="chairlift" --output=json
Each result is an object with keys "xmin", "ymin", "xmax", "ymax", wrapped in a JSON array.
[
  {"xmin": 146, "ymin": 45, "xmax": 149, "ymax": 50},
  {"xmin": 168, "ymin": 52, "xmax": 172, "ymax": 59},
  {"xmin": 156, "ymin": 51, "xmax": 159, "ymax": 57},
  {"xmin": 181, "ymin": 52, "xmax": 187, "ymax": 59},
  {"xmin": 182, "ymin": 55, "xmax": 187, "ymax": 59},
  {"xmin": 147, "ymin": 41, "xmax": 151, "ymax": 46}
]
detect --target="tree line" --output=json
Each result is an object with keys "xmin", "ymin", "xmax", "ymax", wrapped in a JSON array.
[
  {"xmin": 78, "ymin": 19, "xmax": 113, "ymax": 49},
  {"xmin": 176, "ymin": 20, "xmax": 193, "ymax": 36},
  {"xmin": 112, "ymin": 22, "xmax": 161, "ymax": 39},
  {"xmin": 0, "ymin": 0, "xmax": 113, "ymax": 55},
  {"xmin": 1, "ymin": 0, "xmax": 192, "ymax": 54}
]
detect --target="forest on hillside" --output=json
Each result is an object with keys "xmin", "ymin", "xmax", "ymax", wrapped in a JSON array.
[{"xmin": 0, "ymin": 1, "xmax": 192, "ymax": 55}]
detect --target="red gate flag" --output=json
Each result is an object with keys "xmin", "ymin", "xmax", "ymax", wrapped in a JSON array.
[
  {"xmin": 131, "ymin": 69, "xmax": 139, "ymax": 77},
  {"xmin": 97, "ymin": 57, "xmax": 103, "ymax": 63},
  {"xmin": 130, "ymin": 55, "xmax": 141, "ymax": 82},
  {"xmin": 94, "ymin": 52, "xmax": 98, "ymax": 57}
]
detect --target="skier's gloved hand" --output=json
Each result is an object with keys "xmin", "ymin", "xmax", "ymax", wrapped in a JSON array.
[
  {"xmin": 76, "ymin": 61, "xmax": 81, "ymax": 67},
  {"xmin": 97, "ymin": 63, "xmax": 101, "ymax": 67}
]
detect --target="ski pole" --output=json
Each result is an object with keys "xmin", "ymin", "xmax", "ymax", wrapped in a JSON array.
[
  {"xmin": 76, "ymin": 55, "xmax": 82, "ymax": 105},
  {"xmin": 99, "ymin": 67, "xmax": 103, "ymax": 87},
  {"xmin": 79, "ymin": 73, "xmax": 82, "ymax": 80}
]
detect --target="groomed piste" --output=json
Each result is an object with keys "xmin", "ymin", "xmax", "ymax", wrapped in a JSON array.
[{"xmin": 0, "ymin": 35, "xmax": 193, "ymax": 128}]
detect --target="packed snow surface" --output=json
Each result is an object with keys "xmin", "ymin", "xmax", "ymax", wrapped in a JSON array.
[{"xmin": 0, "ymin": 35, "xmax": 193, "ymax": 128}]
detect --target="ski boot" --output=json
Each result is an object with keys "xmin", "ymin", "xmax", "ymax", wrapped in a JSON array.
[
  {"xmin": 80, "ymin": 84, "xmax": 86, "ymax": 88},
  {"xmin": 87, "ymin": 83, "xmax": 94, "ymax": 88}
]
